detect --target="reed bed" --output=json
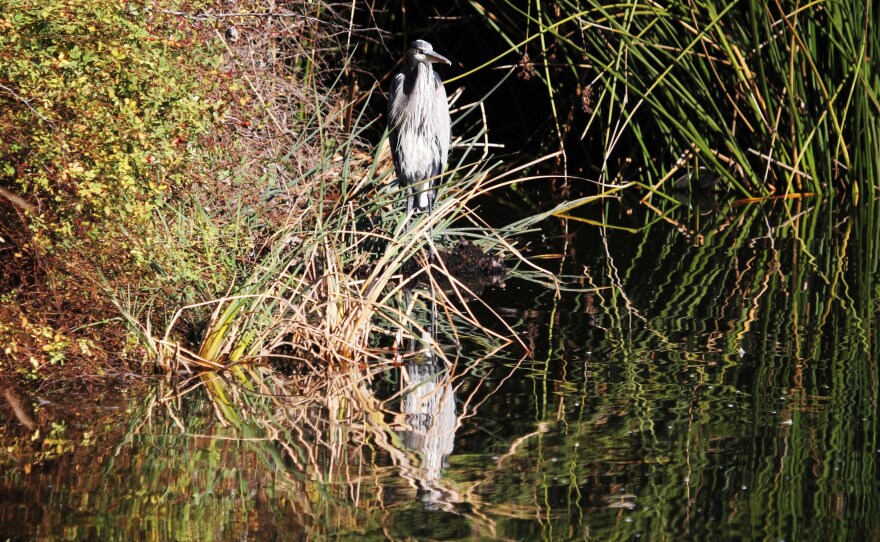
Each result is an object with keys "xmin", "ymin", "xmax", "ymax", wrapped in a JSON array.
[
  {"xmin": 460, "ymin": 0, "xmax": 878, "ymax": 199},
  {"xmin": 120, "ymin": 21, "xmax": 574, "ymax": 391}
]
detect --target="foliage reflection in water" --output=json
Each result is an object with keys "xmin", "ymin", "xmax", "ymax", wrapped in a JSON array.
[{"xmin": 2, "ymin": 197, "xmax": 879, "ymax": 541}]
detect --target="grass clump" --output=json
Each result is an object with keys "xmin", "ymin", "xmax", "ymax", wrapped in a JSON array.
[{"xmin": 465, "ymin": 0, "xmax": 879, "ymax": 199}]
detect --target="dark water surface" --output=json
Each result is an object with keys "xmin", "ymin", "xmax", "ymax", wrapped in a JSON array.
[{"xmin": 2, "ymin": 198, "xmax": 878, "ymax": 541}]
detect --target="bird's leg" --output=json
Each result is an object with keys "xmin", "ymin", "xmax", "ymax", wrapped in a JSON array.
[
  {"xmin": 429, "ymin": 286, "xmax": 437, "ymax": 342},
  {"xmin": 425, "ymin": 221, "xmax": 437, "ymax": 260},
  {"xmin": 425, "ymin": 191, "xmax": 436, "ymax": 333},
  {"xmin": 426, "ymin": 189, "xmax": 437, "ymax": 261},
  {"xmin": 404, "ymin": 287, "xmax": 415, "ymax": 354}
]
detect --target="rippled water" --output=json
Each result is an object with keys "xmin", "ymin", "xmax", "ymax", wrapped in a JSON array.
[{"xmin": 2, "ymin": 198, "xmax": 878, "ymax": 540}]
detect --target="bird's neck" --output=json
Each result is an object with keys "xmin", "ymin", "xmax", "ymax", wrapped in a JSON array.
[{"xmin": 406, "ymin": 62, "xmax": 434, "ymax": 91}]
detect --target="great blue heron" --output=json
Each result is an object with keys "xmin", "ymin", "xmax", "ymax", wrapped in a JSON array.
[{"xmin": 388, "ymin": 39, "xmax": 451, "ymax": 217}]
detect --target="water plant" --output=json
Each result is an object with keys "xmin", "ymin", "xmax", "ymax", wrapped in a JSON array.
[{"xmin": 446, "ymin": 0, "xmax": 879, "ymax": 199}]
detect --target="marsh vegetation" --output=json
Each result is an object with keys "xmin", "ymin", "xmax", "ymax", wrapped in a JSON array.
[{"xmin": 1, "ymin": 0, "xmax": 878, "ymax": 539}]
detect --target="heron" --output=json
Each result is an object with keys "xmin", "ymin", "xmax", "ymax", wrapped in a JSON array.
[{"xmin": 388, "ymin": 39, "xmax": 451, "ymax": 219}]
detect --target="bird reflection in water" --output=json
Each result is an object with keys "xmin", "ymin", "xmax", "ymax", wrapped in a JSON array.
[{"xmin": 398, "ymin": 330, "xmax": 458, "ymax": 508}]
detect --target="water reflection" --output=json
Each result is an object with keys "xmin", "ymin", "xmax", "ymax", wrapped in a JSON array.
[
  {"xmin": 398, "ymin": 355, "xmax": 457, "ymax": 508},
  {"xmin": 2, "ymin": 199, "xmax": 879, "ymax": 540}
]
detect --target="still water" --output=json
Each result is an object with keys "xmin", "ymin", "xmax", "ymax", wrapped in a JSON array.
[{"xmin": 2, "ymin": 198, "xmax": 878, "ymax": 540}]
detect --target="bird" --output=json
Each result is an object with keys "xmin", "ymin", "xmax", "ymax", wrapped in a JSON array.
[{"xmin": 388, "ymin": 39, "xmax": 452, "ymax": 218}]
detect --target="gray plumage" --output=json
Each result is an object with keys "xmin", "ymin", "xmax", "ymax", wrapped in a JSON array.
[{"xmin": 388, "ymin": 39, "xmax": 451, "ymax": 215}]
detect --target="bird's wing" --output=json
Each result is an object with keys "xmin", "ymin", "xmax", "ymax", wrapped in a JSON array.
[
  {"xmin": 434, "ymin": 70, "xmax": 451, "ymax": 174},
  {"xmin": 388, "ymin": 72, "xmax": 406, "ymax": 131},
  {"xmin": 387, "ymin": 72, "xmax": 406, "ymax": 177}
]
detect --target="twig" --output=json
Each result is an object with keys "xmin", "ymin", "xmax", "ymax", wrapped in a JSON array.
[
  {"xmin": 0, "ymin": 83, "xmax": 57, "ymax": 129},
  {"xmin": 747, "ymin": 148, "xmax": 814, "ymax": 180},
  {"xmin": 0, "ymin": 187, "xmax": 37, "ymax": 213},
  {"xmin": 156, "ymin": 9, "xmax": 353, "ymax": 32}
]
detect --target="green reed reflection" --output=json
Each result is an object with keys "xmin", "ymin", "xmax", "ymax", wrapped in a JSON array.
[
  {"xmin": 468, "ymin": 197, "xmax": 879, "ymax": 541},
  {"xmin": 2, "ymin": 199, "xmax": 877, "ymax": 541}
]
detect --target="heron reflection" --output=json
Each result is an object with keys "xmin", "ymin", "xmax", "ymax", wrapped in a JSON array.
[{"xmin": 398, "ymin": 334, "xmax": 457, "ymax": 507}]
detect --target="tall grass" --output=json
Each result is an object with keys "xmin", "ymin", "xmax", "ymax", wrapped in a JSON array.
[
  {"xmin": 127, "ymin": 53, "xmax": 552, "ymax": 388},
  {"xmin": 466, "ymin": 0, "xmax": 879, "ymax": 199},
  {"xmin": 122, "ymin": 4, "xmax": 647, "ymax": 383}
]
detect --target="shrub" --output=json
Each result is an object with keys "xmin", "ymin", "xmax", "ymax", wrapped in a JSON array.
[{"xmin": 0, "ymin": 0, "xmax": 225, "ymax": 247}]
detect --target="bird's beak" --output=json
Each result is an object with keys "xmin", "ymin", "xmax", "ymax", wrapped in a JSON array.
[{"xmin": 426, "ymin": 50, "xmax": 452, "ymax": 65}]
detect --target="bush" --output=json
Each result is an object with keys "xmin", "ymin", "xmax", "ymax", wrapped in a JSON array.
[
  {"xmin": 0, "ymin": 0, "xmax": 357, "ymax": 375},
  {"xmin": 0, "ymin": 0, "xmax": 225, "ymax": 247},
  {"xmin": 0, "ymin": 0, "xmax": 232, "ymax": 374}
]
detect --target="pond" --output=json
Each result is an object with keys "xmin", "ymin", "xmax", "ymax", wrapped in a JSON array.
[{"xmin": 2, "ymin": 196, "xmax": 878, "ymax": 541}]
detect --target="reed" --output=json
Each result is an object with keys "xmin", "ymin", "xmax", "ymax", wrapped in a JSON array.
[
  {"xmin": 132, "ymin": 56, "xmax": 550, "ymax": 384},
  {"xmin": 464, "ymin": 0, "xmax": 879, "ymax": 199}
]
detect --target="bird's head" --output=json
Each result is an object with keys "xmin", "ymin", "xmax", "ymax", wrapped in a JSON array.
[{"xmin": 406, "ymin": 39, "xmax": 451, "ymax": 66}]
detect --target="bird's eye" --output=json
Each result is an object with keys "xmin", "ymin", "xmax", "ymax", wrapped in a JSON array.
[{"xmin": 417, "ymin": 49, "xmax": 424, "ymax": 54}]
